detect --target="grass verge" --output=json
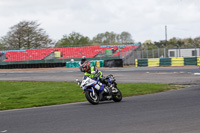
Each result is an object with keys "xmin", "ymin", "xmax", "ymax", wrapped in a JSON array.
[{"xmin": 0, "ymin": 81, "xmax": 184, "ymax": 110}]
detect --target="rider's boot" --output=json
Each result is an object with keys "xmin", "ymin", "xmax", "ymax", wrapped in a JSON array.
[{"xmin": 109, "ymin": 84, "xmax": 118, "ymax": 93}]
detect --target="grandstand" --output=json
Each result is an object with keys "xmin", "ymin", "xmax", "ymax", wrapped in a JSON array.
[{"xmin": 0, "ymin": 44, "xmax": 139, "ymax": 68}]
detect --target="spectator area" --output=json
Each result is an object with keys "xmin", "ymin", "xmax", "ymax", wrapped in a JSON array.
[
  {"xmin": 1, "ymin": 45, "xmax": 139, "ymax": 62},
  {"xmin": 112, "ymin": 45, "xmax": 138, "ymax": 56}
]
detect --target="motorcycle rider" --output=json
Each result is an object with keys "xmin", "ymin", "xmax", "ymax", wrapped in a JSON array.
[
  {"xmin": 79, "ymin": 56, "xmax": 87, "ymax": 65},
  {"xmin": 80, "ymin": 61, "xmax": 112, "ymax": 93}
]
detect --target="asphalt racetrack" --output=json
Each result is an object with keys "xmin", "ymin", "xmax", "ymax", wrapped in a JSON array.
[
  {"xmin": 0, "ymin": 66, "xmax": 200, "ymax": 84},
  {"xmin": 0, "ymin": 66, "xmax": 200, "ymax": 133}
]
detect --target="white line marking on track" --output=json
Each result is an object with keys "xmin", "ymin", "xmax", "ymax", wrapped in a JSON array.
[
  {"xmin": 0, "ymin": 101, "xmax": 86, "ymax": 113},
  {"xmin": 107, "ymin": 70, "xmax": 119, "ymax": 71},
  {"xmin": 1, "ymin": 130, "xmax": 7, "ymax": 133}
]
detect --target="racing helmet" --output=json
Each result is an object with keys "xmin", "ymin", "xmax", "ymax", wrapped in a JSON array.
[{"xmin": 80, "ymin": 60, "xmax": 90, "ymax": 72}]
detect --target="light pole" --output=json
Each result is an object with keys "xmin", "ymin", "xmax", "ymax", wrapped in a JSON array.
[
  {"xmin": 162, "ymin": 44, "xmax": 166, "ymax": 58},
  {"xmin": 176, "ymin": 44, "xmax": 179, "ymax": 58},
  {"xmin": 152, "ymin": 46, "xmax": 154, "ymax": 58},
  {"xmin": 193, "ymin": 41, "xmax": 197, "ymax": 57},
  {"xmin": 165, "ymin": 25, "xmax": 167, "ymax": 42}
]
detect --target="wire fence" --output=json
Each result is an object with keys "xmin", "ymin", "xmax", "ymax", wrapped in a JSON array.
[
  {"xmin": 120, "ymin": 45, "xmax": 168, "ymax": 65},
  {"xmin": 121, "ymin": 47, "xmax": 200, "ymax": 66}
]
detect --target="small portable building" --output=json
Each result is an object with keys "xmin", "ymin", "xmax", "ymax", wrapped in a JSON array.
[{"xmin": 168, "ymin": 48, "xmax": 200, "ymax": 58}]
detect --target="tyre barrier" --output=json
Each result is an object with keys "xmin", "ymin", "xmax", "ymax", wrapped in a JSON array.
[
  {"xmin": 160, "ymin": 58, "xmax": 171, "ymax": 67},
  {"xmin": 104, "ymin": 59, "xmax": 123, "ymax": 67},
  {"xmin": 197, "ymin": 57, "xmax": 200, "ymax": 66},
  {"xmin": 136, "ymin": 57, "xmax": 199, "ymax": 67},
  {"xmin": 0, "ymin": 63, "xmax": 66, "ymax": 69},
  {"xmin": 171, "ymin": 58, "xmax": 184, "ymax": 67},
  {"xmin": 66, "ymin": 60, "xmax": 104, "ymax": 68},
  {"xmin": 66, "ymin": 59, "xmax": 123, "ymax": 68}
]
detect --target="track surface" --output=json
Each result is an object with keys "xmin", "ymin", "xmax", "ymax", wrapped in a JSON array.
[
  {"xmin": 0, "ymin": 66, "xmax": 200, "ymax": 133},
  {"xmin": 0, "ymin": 66, "xmax": 200, "ymax": 84},
  {"xmin": 1, "ymin": 86, "xmax": 200, "ymax": 133}
]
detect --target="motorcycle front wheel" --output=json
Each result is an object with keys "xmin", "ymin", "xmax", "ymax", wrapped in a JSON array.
[{"xmin": 85, "ymin": 90, "xmax": 99, "ymax": 105}]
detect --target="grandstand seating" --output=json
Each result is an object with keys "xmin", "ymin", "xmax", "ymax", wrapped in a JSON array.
[
  {"xmin": 59, "ymin": 46, "xmax": 118, "ymax": 59},
  {"xmin": 2, "ymin": 45, "xmax": 138, "ymax": 62},
  {"xmin": 4, "ymin": 48, "xmax": 53, "ymax": 61},
  {"xmin": 112, "ymin": 45, "xmax": 138, "ymax": 56}
]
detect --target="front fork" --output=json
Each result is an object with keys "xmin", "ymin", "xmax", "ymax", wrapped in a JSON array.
[{"xmin": 91, "ymin": 87, "xmax": 96, "ymax": 96}]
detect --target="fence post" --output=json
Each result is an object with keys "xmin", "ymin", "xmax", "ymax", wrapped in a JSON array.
[
  {"xmin": 152, "ymin": 49, "xmax": 154, "ymax": 58},
  {"xmin": 141, "ymin": 50, "xmax": 143, "ymax": 58},
  {"xmin": 146, "ymin": 49, "xmax": 148, "ymax": 58},
  {"xmin": 164, "ymin": 47, "xmax": 166, "ymax": 58}
]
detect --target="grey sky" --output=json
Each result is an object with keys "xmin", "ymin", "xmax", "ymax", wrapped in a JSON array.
[{"xmin": 0, "ymin": 0, "xmax": 200, "ymax": 43}]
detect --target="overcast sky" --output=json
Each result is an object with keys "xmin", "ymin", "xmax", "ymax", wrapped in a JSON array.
[{"xmin": 0, "ymin": 0, "xmax": 200, "ymax": 43}]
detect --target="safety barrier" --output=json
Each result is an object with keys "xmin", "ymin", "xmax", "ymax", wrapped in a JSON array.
[
  {"xmin": 104, "ymin": 59, "xmax": 123, "ymax": 67},
  {"xmin": 96, "ymin": 60, "xmax": 104, "ymax": 67},
  {"xmin": 197, "ymin": 57, "xmax": 200, "ymax": 66},
  {"xmin": 160, "ymin": 58, "xmax": 171, "ymax": 66},
  {"xmin": 136, "ymin": 57, "xmax": 199, "ymax": 67},
  {"xmin": 148, "ymin": 58, "xmax": 160, "ymax": 67},
  {"xmin": 137, "ymin": 59, "xmax": 148, "ymax": 67},
  {"xmin": 66, "ymin": 61, "xmax": 80, "ymax": 68},
  {"xmin": 66, "ymin": 60, "xmax": 104, "ymax": 68},
  {"xmin": 135, "ymin": 59, "xmax": 138, "ymax": 67},
  {"xmin": 184, "ymin": 57, "xmax": 197, "ymax": 65},
  {"xmin": 171, "ymin": 58, "xmax": 184, "ymax": 66}
]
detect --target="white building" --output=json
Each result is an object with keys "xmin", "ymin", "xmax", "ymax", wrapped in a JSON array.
[{"xmin": 168, "ymin": 48, "xmax": 200, "ymax": 58}]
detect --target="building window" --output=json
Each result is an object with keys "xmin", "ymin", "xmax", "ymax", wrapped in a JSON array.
[
  {"xmin": 170, "ymin": 51, "xmax": 175, "ymax": 57},
  {"xmin": 192, "ymin": 50, "xmax": 197, "ymax": 56}
]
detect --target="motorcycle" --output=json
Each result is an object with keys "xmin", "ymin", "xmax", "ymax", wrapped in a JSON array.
[{"xmin": 76, "ymin": 74, "xmax": 122, "ymax": 105}]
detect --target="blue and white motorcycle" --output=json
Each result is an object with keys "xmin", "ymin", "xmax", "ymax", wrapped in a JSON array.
[{"xmin": 76, "ymin": 74, "xmax": 122, "ymax": 105}]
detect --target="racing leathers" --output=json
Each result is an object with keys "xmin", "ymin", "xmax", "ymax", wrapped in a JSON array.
[
  {"xmin": 83, "ymin": 66, "xmax": 110, "ymax": 93},
  {"xmin": 83, "ymin": 66, "xmax": 102, "ymax": 79}
]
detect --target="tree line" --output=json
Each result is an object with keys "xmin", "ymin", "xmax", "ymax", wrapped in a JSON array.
[
  {"xmin": 0, "ymin": 20, "xmax": 134, "ymax": 50},
  {"xmin": 142, "ymin": 37, "xmax": 200, "ymax": 50},
  {"xmin": 0, "ymin": 20, "xmax": 200, "ymax": 50}
]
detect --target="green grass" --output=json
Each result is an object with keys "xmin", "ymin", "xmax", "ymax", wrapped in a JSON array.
[{"xmin": 0, "ymin": 81, "xmax": 183, "ymax": 110}]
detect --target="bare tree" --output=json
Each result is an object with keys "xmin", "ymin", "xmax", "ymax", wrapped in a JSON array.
[{"xmin": 1, "ymin": 20, "xmax": 54, "ymax": 50}]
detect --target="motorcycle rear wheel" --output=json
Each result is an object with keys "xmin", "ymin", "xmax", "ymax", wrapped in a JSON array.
[
  {"xmin": 112, "ymin": 88, "xmax": 122, "ymax": 102},
  {"xmin": 85, "ymin": 90, "xmax": 99, "ymax": 105}
]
